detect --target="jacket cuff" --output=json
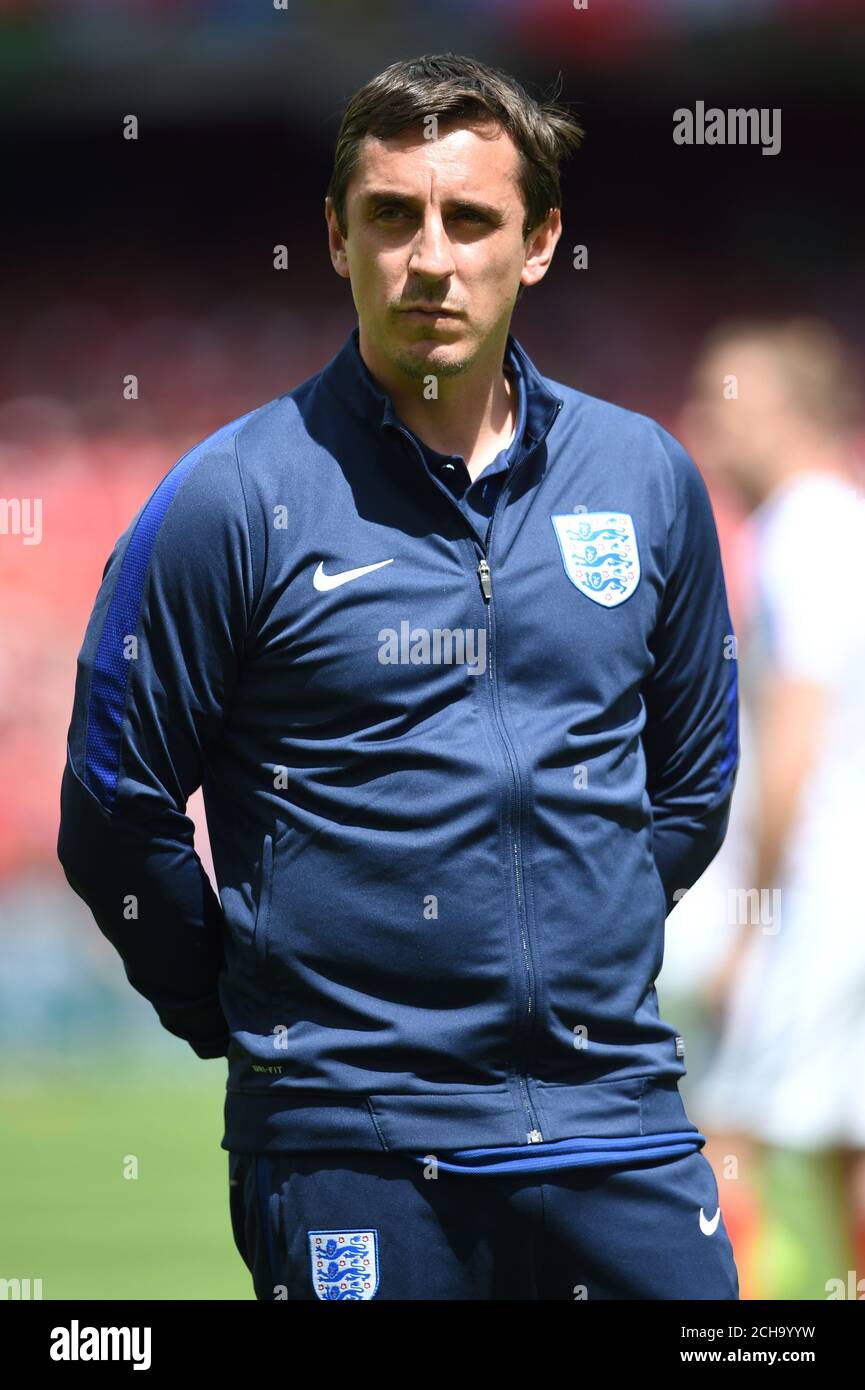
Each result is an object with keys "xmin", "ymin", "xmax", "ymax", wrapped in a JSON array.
[
  {"xmin": 187, "ymin": 1036, "xmax": 230, "ymax": 1060},
  {"xmin": 155, "ymin": 992, "xmax": 230, "ymax": 1056},
  {"xmin": 652, "ymin": 795, "xmax": 733, "ymax": 918}
]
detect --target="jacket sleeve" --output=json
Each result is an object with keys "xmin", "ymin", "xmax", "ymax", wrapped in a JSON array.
[
  {"xmin": 57, "ymin": 426, "xmax": 260, "ymax": 1057},
  {"xmin": 641, "ymin": 429, "xmax": 740, "ymax": 919}
]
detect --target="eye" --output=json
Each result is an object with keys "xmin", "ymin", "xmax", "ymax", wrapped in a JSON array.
[{"xmin": 374, "ymin": 206, "xmax": 487, "ymax": 224}]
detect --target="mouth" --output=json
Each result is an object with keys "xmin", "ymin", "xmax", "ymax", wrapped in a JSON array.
[{"xmin": 400, "ymin": 307, "xmax": 461, "ymax": 320}]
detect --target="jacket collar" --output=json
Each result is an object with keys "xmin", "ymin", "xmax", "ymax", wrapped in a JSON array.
[{"xmin": 320, "ymin": 323, "xmax": 563, "ymax": 450}]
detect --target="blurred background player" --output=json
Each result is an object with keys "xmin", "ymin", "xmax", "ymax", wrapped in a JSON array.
[{"xmin": 672, "ymin": 317, "xmax": 865, "ymax": 1299}]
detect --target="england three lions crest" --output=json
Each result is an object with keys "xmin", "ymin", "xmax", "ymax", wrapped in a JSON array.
[
  {"xmin": 551, "ymin": 512, "xmax": 640, "ymax": 607},
  {"xmin": 308, "ymin": 1229, "xmax": 379, "ymax": 1300}
]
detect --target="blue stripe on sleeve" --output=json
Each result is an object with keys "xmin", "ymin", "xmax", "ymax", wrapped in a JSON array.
[
  {"xmin": 83, "ymin": 413, "xmax": 256, "ymax": 810},
  {"xmin": 718, "ymin": 597, "xmax": 740, "ymax": 794}
]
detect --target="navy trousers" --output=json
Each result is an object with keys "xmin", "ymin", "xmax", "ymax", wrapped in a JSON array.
[{"xmin": 228, "ymin": 1146, "xmax": 740, "ymax": 1300}]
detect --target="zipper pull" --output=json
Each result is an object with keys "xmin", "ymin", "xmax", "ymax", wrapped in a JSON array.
[
  {"xmin": 527, "ymin": 1128, "xmax": 544, "ymax": 1143},
  {"xmin": 477, "ymin": 557, "xmax": 492, "ymax": 601}
]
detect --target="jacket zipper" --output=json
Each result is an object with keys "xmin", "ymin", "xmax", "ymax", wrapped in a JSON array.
[
  {"xmin": 478, "ymin": 469, "xmax": 543, "ymax": 1144},
  {"xmin": 387, "ymin": 402, "xmax": 562, "ymax": 1144}
]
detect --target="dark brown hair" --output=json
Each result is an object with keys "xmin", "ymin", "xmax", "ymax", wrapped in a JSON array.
[{"xmin": 326, "ymin": 52, "xmax": 584, "ymax": 243}]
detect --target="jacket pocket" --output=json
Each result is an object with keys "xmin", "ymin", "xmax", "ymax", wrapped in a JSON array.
[{"xmin": 253, "ymin": 831, "xmax": 274, "ymax": 965}]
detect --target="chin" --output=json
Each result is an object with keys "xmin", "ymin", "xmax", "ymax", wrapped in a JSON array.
[{"xmin": 394, "ymin": 339, "xmax": 470, "ymax": 379}]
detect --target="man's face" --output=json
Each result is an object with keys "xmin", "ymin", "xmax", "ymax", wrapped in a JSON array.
[
  {"xmin": 325, "ymin": 118, "xmax": 560, "ymax": 379},
  {"xmin": 684, "ymin": 340, "xmax": 798, "ymax": 501}
]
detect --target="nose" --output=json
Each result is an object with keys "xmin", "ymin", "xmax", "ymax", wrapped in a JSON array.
[{"xmin": 407, "ymin": 209, "xmax": 456, "ymax": 281}]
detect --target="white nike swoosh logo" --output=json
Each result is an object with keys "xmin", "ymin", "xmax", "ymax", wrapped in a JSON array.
[
  {"xmin": 312, "ymin": 559, "xmax": 394, "ymax": 592},
  {"xmin": 699, "ymin": 1206, "xmax": 721, "ymax": 1236}
]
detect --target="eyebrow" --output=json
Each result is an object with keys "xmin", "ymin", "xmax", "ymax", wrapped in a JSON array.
[{"xmin": 360, "ymin": 190, "xmax": 504, "ymax": 221}]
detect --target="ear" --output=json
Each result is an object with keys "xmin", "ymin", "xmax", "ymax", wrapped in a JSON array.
[
  {"xmin": 520, "ymin": 208, "xmax": 562, "ymax": 291},
  {"xmin": 325, "ymin": 196, "xmax": 350, "ymax": 280}
]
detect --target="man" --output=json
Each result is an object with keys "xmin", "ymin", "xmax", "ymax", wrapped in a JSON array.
[
  {"xmin": 58, "ymin": 53, "xmax": 740, "ymax": 1300},
  {"xmin": 682, "ymin": 317, "xmax": 865, "ymax": 1297}
]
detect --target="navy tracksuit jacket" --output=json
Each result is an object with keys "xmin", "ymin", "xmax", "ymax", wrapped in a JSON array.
[{"xmin": 57, "ymin": 324, "xmax": 740, "ymax": 1176}]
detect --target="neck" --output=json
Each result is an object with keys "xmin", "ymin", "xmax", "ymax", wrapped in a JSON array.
[
  {"xmin": 358, "ymin": 324, "xmax": 517, "ymax": 479},
  {"xmin": 753, "ymin": 439, "xmax": 852, "ymax": 510}
]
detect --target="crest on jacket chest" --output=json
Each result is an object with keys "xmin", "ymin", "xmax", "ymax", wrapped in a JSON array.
[{"xmin": 550, "ymin": 512, "xmax": 641, "ymax": 607}]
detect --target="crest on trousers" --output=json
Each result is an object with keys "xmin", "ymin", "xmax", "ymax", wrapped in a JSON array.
[
  {"xmin": 308, "ymin": 1229, "xmax": 379, "ymax": 1300},
  {"xmin": 551, "ymin": 512, "xmax": 640, "ymax": 607}
]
